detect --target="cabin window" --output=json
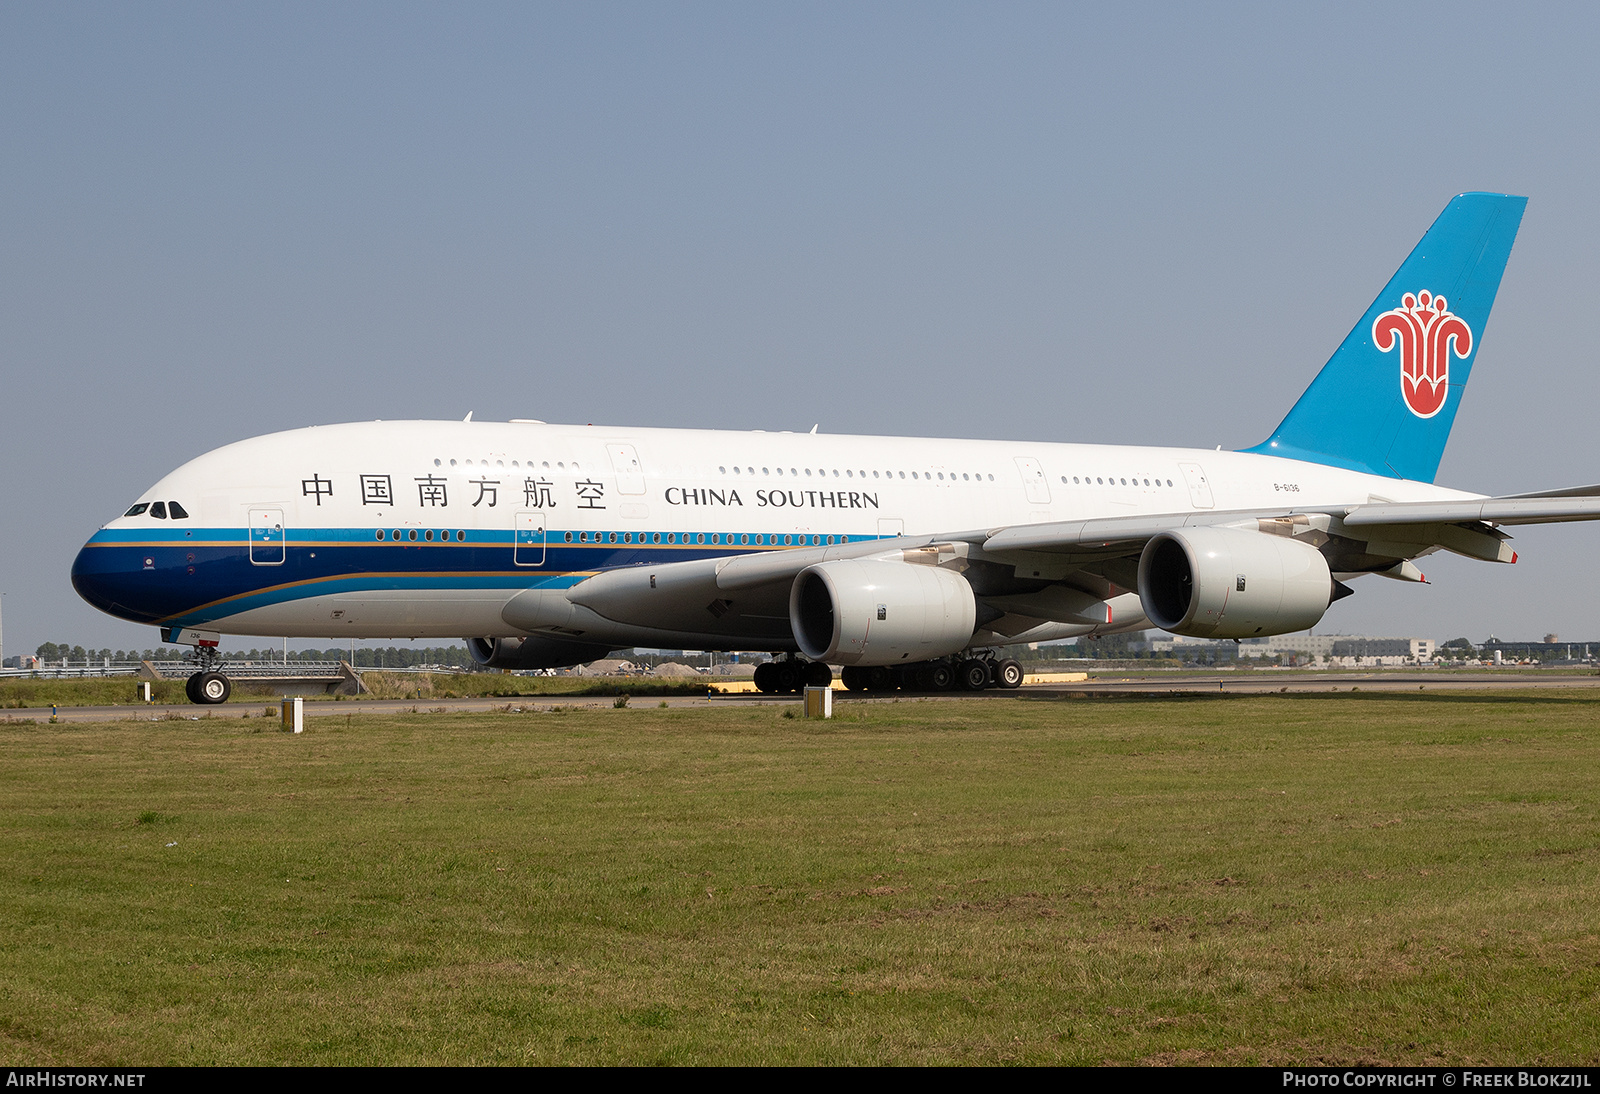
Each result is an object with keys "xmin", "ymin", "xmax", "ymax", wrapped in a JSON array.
[
  {"xmin": 653, "ymin": 533, "xmax": 661, "ymax": 544},
  {"xmin": 125, "ymin": 503, "xmax": 149, "ymax": 517},
  {"xmin": 580, "ymin": 532, "xmax": 589, "ymax": 543},
  {"xmin": 391, "ymin": 529, "xmax": 401, "ymax": 540},
  {"xmin": 564, "ymin": 532, "xmax": 573, "ymax": 542},
  {"xmin": 374, "ymin": 530, "xmax": 383, "ymax": 541},
  {"xmin": 408, "ymin": 529, "xmax": 418, "ymax": 541},
  {"xmin": 424, "ymin": 529, "xmax": 434, "ymax": 541},
  {"xmin": 168, "ymin": 501, "xmax": 189, "ymax": 519}
]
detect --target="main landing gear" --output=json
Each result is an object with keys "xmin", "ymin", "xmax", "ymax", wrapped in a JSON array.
[
  {"xmin": 753, "ymin": 657, "xmax": 833, "ymax": 694},
  {"xmin": 753, "ymin": 654, "xmax": 1024, "ymax": 695},
  {"xmin": 846, "ymin": 655, "xmax": 1023, "ymax": 693}
]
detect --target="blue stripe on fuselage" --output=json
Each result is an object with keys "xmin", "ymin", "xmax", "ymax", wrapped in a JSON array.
[{"xmin": 72, "ymin": 526, "xmax": 866, "ymax": 628}]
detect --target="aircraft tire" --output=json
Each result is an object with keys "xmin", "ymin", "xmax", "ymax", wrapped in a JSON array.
[
  {"xmin": 804, "ymin": 661, "xmax": 833, "ymax": 689},
  {"xmin": 996, "ymin": 659, "xmax": 1024, "ymax": 689},
  {"xmin": 184, "ymin": 673, "xmax": 202, "ymax": 704},
  {"xmin": 927, "ymin": 662, "xmax": 956, "ymax": 691},
  {"xmin": 774, "ymin": 662, "xmax": 801, "ymax": 694},
  {"xmin": 840, "ymin": 666, "xmax": 868, "ymax": 692},
  {"xmin": 866, "ymin": 665, "xmax": 895, "ymax": 692},
  {"xmin": 194, "ymin": 672, "xmax": 231, "ymax": 705},
  {"xmin": 958, "ymin": 658, "xmax": 991, "ymax": 691},
  {"xmin": 754, "ymin": 662, "xmax": 777, "ymax": 694}
]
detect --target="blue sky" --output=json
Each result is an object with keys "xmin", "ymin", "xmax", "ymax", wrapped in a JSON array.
[{"xmin": 6, "ymin": 2, "xmax": 1600, "ymax": 653}]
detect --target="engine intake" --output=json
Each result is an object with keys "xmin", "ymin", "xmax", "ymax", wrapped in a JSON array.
[
  {"xmin": 790, "ymin": 558, "xmax": 976, "ymax": 666},
  {"xmin": 1137, "ymin": 527, "xmax": 1335, "ymax": 639}
]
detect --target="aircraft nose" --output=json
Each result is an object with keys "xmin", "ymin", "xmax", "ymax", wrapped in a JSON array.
[{"xmin": 71, "ymin": 535, "xmax": 168, "ymax": 625}]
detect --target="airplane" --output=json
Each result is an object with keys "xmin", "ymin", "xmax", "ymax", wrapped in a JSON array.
[{"xmin": 71, "ymin": 193, "xmax": 1600, "ymax": 703}]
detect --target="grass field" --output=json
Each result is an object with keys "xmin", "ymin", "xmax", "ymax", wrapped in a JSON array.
[
  {"xmin": 2, "ymin": 691, "xmax": 1598, "ymax": 1065},
  {"xmin": 0, "ymin": 672, "xmax": 726, "ymax": 708}
]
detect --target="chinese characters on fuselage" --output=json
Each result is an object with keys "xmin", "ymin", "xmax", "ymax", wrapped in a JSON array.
[{"xmin": 294, "ymin": 473, "xmax": 591, "ymax": 510}]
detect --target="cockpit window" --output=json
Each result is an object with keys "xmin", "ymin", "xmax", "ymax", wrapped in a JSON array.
[
  {"xmin": 149, "ymin": 502, "xmax": 168, "ymax": 519},
  {"xmin": 168, "ymin": 501, "xmax": 189, "ymax": 519},
  {"xmin": 124, "ymin": 503, "xmax": 149, "ymax": 517}
]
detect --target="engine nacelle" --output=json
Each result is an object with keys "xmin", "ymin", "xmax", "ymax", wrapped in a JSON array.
[
  {"xmin": 790, "ymin": 558, "xmax": 977, "ymax": 666},
  {"xmin": 1137, "ymin": 527, "xmax": 1334, "ymax": 639},
  {"xmin": 466, "ymin": 635, "xmax": 616, "ymax": 670}
]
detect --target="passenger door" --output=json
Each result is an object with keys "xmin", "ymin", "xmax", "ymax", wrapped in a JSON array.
[
  {"xmin": 248, "ymin": 507, "xmax": 285, "ymax": 565},
  {"xmin": 514, "ymin": 510, "xmax": 546, "ymax": 567}
]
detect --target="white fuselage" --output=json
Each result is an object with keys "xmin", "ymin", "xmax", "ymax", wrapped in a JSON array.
[{"xmin": 75, "ymin": 419, "xmax": 1476, "ymax": 646}]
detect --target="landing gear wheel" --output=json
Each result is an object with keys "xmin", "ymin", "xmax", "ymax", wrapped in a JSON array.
[
  {"xmin": 774, "ymin": 661, "xmax": 801, "ymax": 694},
  {"xmin": 804, "ymin": 661, "xmax": 833, "ymax": 689},
  {"xmin": 193, "ymin": 671, "xmax": 231, "ymax": 705},
  {"xmin": 840, "ymin": 666, "xmax": 868, "ymax": 692},
  {"xmin": 996, "ymin": 658, "xmax": 1024, "ymax": 689},
  {"xmin": 927, "ymin": 662, "xmax": 956, "ymax": 691},
  {"xmin": 184, "ymin": 673, "xmax": 203, "ymax": 704},
  {"xmin": 958, "ymin": 658, "xmax": 992, "ymax": 691},
  {"xmin": 866, "ymin": 665, "xmax": 895, "ymax": 692},
  {"xmin": 754, "ymin": 662, "xmax": 778, "ymax": 694}
]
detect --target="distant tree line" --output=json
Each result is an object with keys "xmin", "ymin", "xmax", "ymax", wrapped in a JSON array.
[{"xmin": 30, "ymin": 642, "xmax": 478, "ymax": 669}]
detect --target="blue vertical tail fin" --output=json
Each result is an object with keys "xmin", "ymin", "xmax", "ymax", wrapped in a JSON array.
[{"xmin": 1242, "ymin": 192, "xmax": 1526, "ymax": 482}]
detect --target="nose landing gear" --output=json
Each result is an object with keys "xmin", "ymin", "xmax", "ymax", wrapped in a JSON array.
[
  {"xmin": 165, "ymin": 629, "xmax": 233, "ymax": 705},
  {"xmin": 185, "ymin": 670, "xmax": 232, "ymax": 705}
]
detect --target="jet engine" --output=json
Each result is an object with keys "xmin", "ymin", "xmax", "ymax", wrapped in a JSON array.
[
  {"xmin": 466, "ymin": 635, "xmax": 616, "ymax": 670},
  {"xmin": 789, "ymin": 558, "xmax": 976, "ymax": 666},
  {"xmin": 1137, "ymin": 527, "xmax": 1336, "ymax": 639}
]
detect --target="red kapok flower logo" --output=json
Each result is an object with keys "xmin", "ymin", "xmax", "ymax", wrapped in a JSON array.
[{"xmin": 1372, "ymin": 290, "xmax": 1472, "ymax": 419}]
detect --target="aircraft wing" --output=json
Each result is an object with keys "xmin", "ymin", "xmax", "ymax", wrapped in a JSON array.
[
  {"xmin": 563, "ymin": 487, "xmax": 1600, "ymax": 637},
  {"xmin": 979, "ymin": 489, "xmax": 1600, "ymax": 565}
]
